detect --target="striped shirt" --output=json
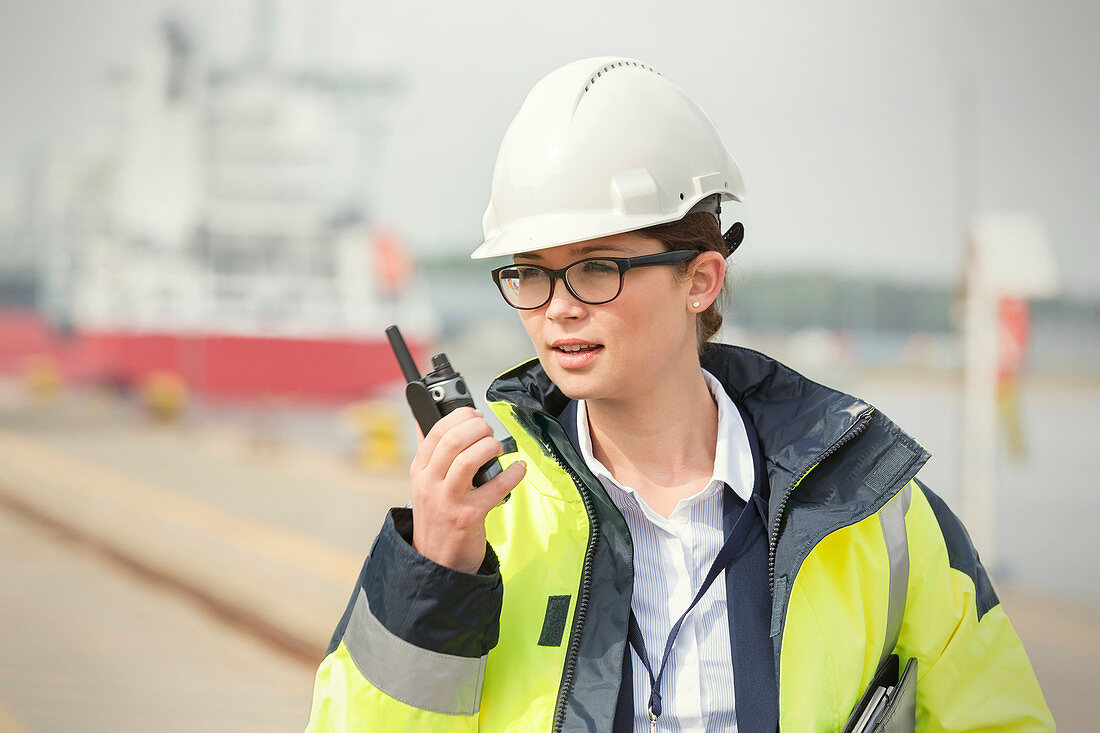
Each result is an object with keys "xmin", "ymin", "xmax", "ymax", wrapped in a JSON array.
[{"xmin": 576, "ymin": 368, "xmax": 754, "ymax": 732}]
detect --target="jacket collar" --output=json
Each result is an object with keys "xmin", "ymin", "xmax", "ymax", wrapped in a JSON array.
[{"xmin": 486, "ymin": 342, "xmax": 875, "ymax": 482}]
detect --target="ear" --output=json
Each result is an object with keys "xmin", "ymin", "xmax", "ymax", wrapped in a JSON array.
[{"xmin": 687, "ymin": 251, "xmax": 725, "ymax": 310}]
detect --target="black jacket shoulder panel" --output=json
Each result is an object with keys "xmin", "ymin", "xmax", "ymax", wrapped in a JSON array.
[{"xmin": 915, "ymin": 478, "xmax": 999, "ymax": 620}]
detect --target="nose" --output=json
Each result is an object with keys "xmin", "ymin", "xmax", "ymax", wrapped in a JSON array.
[{"xmin": 544, "ymin": 274, "xmax": 587, "ymax": 320}]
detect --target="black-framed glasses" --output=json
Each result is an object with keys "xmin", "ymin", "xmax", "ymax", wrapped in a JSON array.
[{"xmin": 490, "ymin": 250, "xmax": 703, "ymax": 310}]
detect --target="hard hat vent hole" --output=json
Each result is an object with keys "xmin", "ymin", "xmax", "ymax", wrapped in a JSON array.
[
  {"xmin": 679, "ymin": 193, "xmax": 685, "ymax": 200},
  {"xmin": 579, "ymin": 59, "xmax": 661, "ymax": 100}
]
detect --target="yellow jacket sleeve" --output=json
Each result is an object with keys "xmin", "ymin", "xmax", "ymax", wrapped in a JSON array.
[
  {"xmin": 306, "ymin": 509, "xmax": 501, "ymax": 732},
  {"xmin": 903, "ymin": 479, "xmax": 1055, "ymax": 732},
  {"xmin": 306, "ymin": 641, "xmax": 480, "ymax": 733}
]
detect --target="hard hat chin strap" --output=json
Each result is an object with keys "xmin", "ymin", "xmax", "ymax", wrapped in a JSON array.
[{"xmin": 687, "ymin": 193, "xmax": 745, "ymax": 257}]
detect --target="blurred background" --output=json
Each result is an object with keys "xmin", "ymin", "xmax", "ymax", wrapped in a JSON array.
[{"xmin": 0, "ymin": 1, "xmax": 1097, "ymax": 730}]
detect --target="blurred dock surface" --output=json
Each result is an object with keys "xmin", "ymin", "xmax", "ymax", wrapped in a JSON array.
[
  {"xmin": 0, "ymin": 504, "xmax": 312, "ymax": 732},
  {"xmin": 0, "ymin": 376, "xmax": 1095, "ymax": 730},
  {"xmin": 0, "ymin": 380, "xmax": 404, "ymax": 732}
]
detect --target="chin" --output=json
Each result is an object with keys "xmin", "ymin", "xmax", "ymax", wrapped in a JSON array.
[{"xmin": 540, "ymin": 360, "xmax": 611, "ymax": 402}]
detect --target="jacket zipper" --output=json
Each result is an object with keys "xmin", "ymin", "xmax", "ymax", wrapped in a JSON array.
[
  {"xmin": 545, "ymin": 440, "xmax": 600, "ymax": 733},
  {"xmin": 767, "ymin": 409, "xmax": 873, "ymax": 590}
]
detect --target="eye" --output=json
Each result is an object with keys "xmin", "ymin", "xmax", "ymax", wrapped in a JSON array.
[
  {"xmin": 515, "ymin": 266, "xmax": 544, "ymax": 281},
  {"xmin": 581, "ymin": 260, "xmax": 616, "ymax": 274}
]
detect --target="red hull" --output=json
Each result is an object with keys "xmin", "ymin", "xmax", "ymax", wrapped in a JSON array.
[{"xmin": 0, "ymin": 310, "xmax": 423, "ymax": 402}]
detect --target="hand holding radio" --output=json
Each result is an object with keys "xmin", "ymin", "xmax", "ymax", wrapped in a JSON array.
[
  {"xmin": 387, "ymin": 326, "xmax": 526, "ymax": 573},
  {"xmin": 408, "ymin": 406, "xmax": 524, "ymax": 572}
]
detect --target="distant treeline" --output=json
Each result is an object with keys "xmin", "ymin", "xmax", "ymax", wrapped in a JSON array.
[
  {"xmin": 418, "ymin": 253, "xmax": 1098, "ymax": 335},
  {"xmin": 0, "ymin": 272, "xmax": 35, "ymax": 307}
]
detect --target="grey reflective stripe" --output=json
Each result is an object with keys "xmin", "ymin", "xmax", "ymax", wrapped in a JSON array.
[
  {"xmin": 878, "ymin": 481, "xmax": 912, "ymax": 666},
  {"xmin": 342, "ymin": 588, "xmax": 487, "ymax": 716}
]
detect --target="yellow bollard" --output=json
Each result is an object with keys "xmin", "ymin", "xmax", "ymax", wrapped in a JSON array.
[
  {"xmin": 140, "ymin": 371, "xmax": 188, "ymax": 423},
  {"xmin": 23, "ymin": 354, "xmax": 62, "ymax": 404},
  {"xmin": 345, "ymin": 401, "xmax": 403, "ymax": 471}
]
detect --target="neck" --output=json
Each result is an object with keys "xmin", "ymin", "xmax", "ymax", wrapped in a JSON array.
[{"xmin": 585, "ymin": 356, "xmax": 718, "ymax": 516}]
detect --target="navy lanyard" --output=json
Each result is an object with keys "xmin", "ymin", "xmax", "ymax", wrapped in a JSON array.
[{"xmin": 627, "ymin": 527, "xmax": 743, "ymax": 731}]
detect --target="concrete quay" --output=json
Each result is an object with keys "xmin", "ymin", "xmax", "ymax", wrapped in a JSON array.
[{"xmin": 0, "ymin": 382, "xmax": 406, "ymax": 731}]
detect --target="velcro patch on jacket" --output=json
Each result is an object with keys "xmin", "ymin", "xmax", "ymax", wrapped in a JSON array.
[
  {"xmin": 770, "ymin": 575, "xmax": 788, "ymax": 638},
  {"xmin": 537, "ymin": 595, "xmax": 572, "ymax": 647},
  {"xmin": 865, "ymin": 442, "xmax": 917, "ymax": 494}
]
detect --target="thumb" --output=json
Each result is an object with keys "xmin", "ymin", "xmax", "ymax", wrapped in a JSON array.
[{"xmin": 475, "ymin": 460, "xmax": 526, "ymax": 511}]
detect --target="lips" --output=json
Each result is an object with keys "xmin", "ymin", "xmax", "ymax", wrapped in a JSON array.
[
  {"xmin": 549, "ymin": 340, "xmax": 604, "ymax": 369},
  {"xmin": 550, "ymin": 339, "xmax": 603, "ymax": 353}
]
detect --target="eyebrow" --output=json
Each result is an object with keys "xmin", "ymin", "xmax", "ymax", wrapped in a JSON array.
[{"xmin": 514, "ymin": 244, "xmax": 632, "ymax": 262}]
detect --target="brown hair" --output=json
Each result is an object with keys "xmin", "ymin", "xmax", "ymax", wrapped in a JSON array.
[{"xmin": 636, "ymin": 211, "xmax": 730, "ymax": 353}]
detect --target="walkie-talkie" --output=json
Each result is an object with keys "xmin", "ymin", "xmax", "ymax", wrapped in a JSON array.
[{"xmin": 386, "ymin": 325, "xmax": 503, "ymax": 487}]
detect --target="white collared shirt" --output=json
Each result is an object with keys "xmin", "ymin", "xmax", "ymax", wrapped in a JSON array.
[{"xmin": 576, "ymin": 368, "xmax": 754, "ymax": 732}]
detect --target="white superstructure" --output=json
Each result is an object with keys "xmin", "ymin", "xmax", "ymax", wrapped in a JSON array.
[{"xmin": 36, "ymin": 6, "xmax": 434, "ymax": 340}]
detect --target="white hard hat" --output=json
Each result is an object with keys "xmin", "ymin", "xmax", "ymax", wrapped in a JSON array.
[{"xmin": 471, "ymin": 56, "xmax": 746, "ymax": 260}]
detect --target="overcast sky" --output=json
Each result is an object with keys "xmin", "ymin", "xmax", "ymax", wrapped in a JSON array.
[{"xmin": 2, "ymin": 0, "xmax": 1098, "ymax": 296}]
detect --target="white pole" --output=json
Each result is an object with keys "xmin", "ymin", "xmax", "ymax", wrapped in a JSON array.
[
  {"xmin": 960, "ymin": 240, "xmax": 999, "ymax": 567},
  {"xmin": 960, "ymin": 212, "xmax": 1058, "ymax": 572}
]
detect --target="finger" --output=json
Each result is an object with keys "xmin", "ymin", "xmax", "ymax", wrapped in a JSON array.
[
  {"xmin": 411, "ymin": 407, "xmax": 482, "ymax": 472},
  {"xmin": 472, "ymin": 460, "xmax": 526, "ymax": 512},
  {"xmin": 422, "ymin": 415, "xmax": 495, "ymax": 479},
  {"xmin": 441, "ymin": 434, "xmax": 505, "ymax": 493}
]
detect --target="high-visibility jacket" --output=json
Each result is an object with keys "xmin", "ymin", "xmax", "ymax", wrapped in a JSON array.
[{"xmin": 307, "ymin": 344, "xmax": 1054, "ymax": 731}]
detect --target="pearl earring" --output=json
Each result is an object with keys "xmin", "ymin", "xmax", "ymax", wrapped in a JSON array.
[{"xmin": 692, "ymin": 301, "xmax": 700, "ymax": 308}]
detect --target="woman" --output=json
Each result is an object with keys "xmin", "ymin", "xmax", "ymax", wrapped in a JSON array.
[{"xmin": 308, "ymin": 57, "xmax": 1053, "ymax": 731}]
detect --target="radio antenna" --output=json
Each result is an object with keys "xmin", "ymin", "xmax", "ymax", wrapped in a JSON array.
[{"xmin": 385, "ymin": 325, "xmax": 421, "ymax": 382}]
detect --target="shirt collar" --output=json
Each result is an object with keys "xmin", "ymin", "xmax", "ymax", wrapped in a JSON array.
[{"xmin": 575, "ymin": 367, "xmax": 754, "ymax": 504}]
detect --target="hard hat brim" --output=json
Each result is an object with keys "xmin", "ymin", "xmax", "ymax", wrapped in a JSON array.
[{"xmin": 471, "ymin": 191, "xmax": 745, "ymax": 260}]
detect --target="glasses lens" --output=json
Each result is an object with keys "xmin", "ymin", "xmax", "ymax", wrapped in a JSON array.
[
  {"xmin": 566, "ymin": 259, "xmax": 621, "ymax": 304},
  {"xmin": 497, "ymin": 266, "xmax": 551, "ymax": 308}
]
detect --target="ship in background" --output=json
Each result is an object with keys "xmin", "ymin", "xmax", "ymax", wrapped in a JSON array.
[{"xmin": 0, "ymin": 4, "xmax": 436, "ymax": 402}]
